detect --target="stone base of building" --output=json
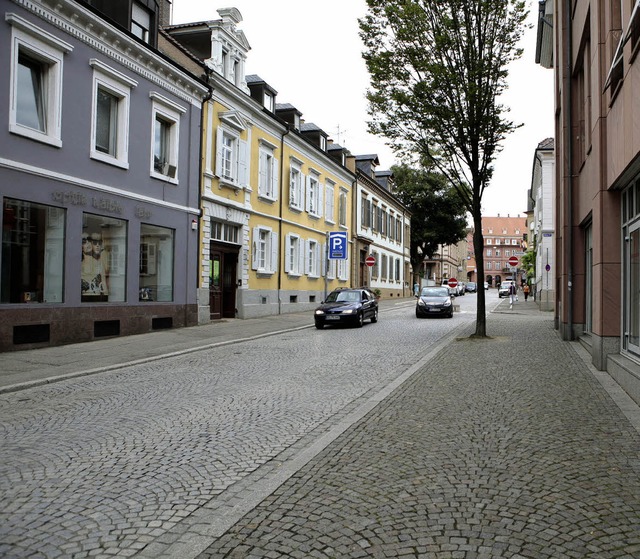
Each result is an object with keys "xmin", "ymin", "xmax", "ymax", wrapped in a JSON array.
[
  {"xmin": 607, "ymin": 352, "xmax": 640, "ymax": 408},
  {"xmin": 0, "ymin": 304, "xmax": 198, "ymax": 352},
  {"xmin": 236, "ymin": 289, "xmax": 322, "ymax": 319},
  {"xmin": 578, "ymin": 332, "xmax": 639, "ymax": 406},
  {"xmin": 535, "ymin": 288, "xmax": 555, "ymax": 311}
]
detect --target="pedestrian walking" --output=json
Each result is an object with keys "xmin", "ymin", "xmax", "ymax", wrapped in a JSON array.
[
  {"xmin": 414, "ymin": 282, "xmax": 420, "ymax": 297},
  {"xmin": 523, "ymin": 283, "xmax": 530, "ymax": 301},
  {"xmin": 509, "ymin": 283, "xmax": 517, "ymax": 309}
]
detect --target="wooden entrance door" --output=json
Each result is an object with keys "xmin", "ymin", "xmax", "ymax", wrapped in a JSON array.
[
  {"xmin": 221, "ymin": 251, "xmax": 237, "ymax": 318},
  {"xmin": 209, "ymin": 250, "xmax": 222, "ymax": 320},
  {"xmin": 209, "ymin": 244, "xmax": 239, "ymax": 320}
]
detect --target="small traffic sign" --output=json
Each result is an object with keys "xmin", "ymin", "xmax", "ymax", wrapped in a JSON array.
[
  {"xmin": 508, "ymin": 256, "xmax": 519, "ymax": 267},
  {"xmin": 365, "ymin": 255, "xmax": 376, "ymax": 267},
  {"xmin": 448, "ymin": 277, "xmax": 458, "ymax": 288}
]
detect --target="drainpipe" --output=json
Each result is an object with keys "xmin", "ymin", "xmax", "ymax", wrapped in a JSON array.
[
  {"xmin": 277, "ymin": 123, "xmax": 291, "ymax": 315},
  {"xmin": 198, "ymin": 71, "xmax": 213, "ymax": 309},
  {"xmin": 564, "ymin": 0, "xmax": 574, "ymax": 339}
]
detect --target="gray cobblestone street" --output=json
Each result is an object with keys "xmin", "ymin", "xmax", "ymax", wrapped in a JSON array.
[
  {"xmin": 2, "ymin": 296, "xmax": 640, "ymax": 558},
  {"xmin": 196, "ymin": 307, "xmax": 640, "ymax": 559}
]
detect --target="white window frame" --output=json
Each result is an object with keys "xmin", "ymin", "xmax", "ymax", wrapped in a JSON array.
[
  {"xmin": 252, "ymin": 226, "xmax": 277, "ymax": 275},
  {"xmin": 306, "ymin": 172, "xmax": 322, "ymax": 218},
  {"xmin": 289, "ymin": 160, "xmax": 304, "ymax": 210},
  {"xmin": 306, "ymin": 239, "xmax": 320, "ymax": 278},
  {"xmin": 7, "ymin": 14, "xmax": 73, "ymax": 147},
  {"xmin": 258, "ymin": 140, "xmax": 278, "ymax": 201},
  {"xmin": 285, "ymin": 233, "xmax": 304, "ymax": 276},
  {"xmin": 149, "ymin": 92, "xmax": 185, "ymax": 184},
  {"xmin": 215, "ymin": 126, "xmax": 248, "ymax": 189},
  {"xmin": 339, "ymin": 188, "xmax": 348, "ymax": 227},
  {"xmin": 325, "ymin": 180, "xmax": 335, "ymax": 224},
  {"xmin": 90, "ymin": 59, "xmax": 137, "ymax": 169}
]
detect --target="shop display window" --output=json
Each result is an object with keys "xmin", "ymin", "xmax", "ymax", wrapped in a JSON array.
[
  {"xmin": 139, "ymin": 224, "xmax": 174, "ymax": 302},
  {"xmin": 82, "ymin": 213, "xmax": 127, "ymax": 302},
  {"xmin": 2, "ymin": 198, "xmax": 65, "ymax": 303}
]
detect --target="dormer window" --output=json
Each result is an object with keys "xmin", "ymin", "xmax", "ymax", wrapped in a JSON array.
[
  {"xmin": 264, "ymin": 91, "xmax": 274, "ymax": 112},
  {"xmin": 131, "ymin": 2, "xmax": 151, "ymax": 44},
  {"xmin": 319, "ymin": 136, "xmax": 326, "ymax": 151}
]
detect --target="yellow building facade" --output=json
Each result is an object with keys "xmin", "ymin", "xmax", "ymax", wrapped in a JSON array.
[{"xmin": 165, "ymin": 8, "xmax": 354, "ymax": 321}]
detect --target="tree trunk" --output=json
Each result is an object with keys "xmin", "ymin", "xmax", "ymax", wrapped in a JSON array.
[{"xmin": 471, "ymin": 204, "xmax": 486, "ymax": 337}]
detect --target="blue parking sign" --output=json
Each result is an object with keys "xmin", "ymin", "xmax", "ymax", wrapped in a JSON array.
[{"xmin": 328, "ymin": 231, "xmax": 348, "ymax": 259}]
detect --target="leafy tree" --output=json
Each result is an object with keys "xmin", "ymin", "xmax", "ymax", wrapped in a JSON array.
[
  {"xmin": 392, "ymin": 163, "xmax": 467, "ymax": 279},
  {"xmin": 360, "ymin": 1, "xmax": 529, "ymax": 336}
]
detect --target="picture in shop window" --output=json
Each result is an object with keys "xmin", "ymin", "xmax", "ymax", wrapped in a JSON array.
[{"xmin": 81, "ymin": 214, "xmax": 126, "ymax": 302}]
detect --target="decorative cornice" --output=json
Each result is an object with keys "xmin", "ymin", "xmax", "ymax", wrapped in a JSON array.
[{"xmin": 11, "ymin": 0, "xmax": 208, "ymax": 105}]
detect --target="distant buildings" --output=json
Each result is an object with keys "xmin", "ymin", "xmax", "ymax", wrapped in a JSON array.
[{"xmin": 469, "ymin": 216, "xmax": 527, "ymax": 287}]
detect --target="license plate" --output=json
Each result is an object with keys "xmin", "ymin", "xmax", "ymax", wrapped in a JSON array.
[
  {"xmin": 428, "ymin": 308, "xmax": 441, "ymax": 313},
  {"xmin": 325, "ymin": 315, "xmax": 340, "ymax": 321}
]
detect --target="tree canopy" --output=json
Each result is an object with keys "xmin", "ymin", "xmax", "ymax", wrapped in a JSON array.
[
  {"xmin": 359, "ymin": 0, "xmax": 529, "ymax": 336},
  {"xmin": 392, "ymin": 163, "xmax": 467, "ymax": 277}
]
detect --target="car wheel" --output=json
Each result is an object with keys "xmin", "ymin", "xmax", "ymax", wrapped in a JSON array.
[
  {"xmin": 356, "ymin": 312, "xmax": 364, "ymax": 327},
  {"xmin": 448, "ymin": 309, "xmax": 454, "ymax": 318},
  {"xmin": 415, "ymin": 310, "xmax": 422, "ymax": 318},
  {"xmin": 370, "ymin": 309, "xmax": 378, "ymax": 323},
  {"xmin": 315, "ymin": 322, "xmax": 323, "ymax": 329}
]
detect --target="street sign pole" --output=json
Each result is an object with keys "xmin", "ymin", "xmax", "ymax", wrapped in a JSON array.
[{"xmin": 324, "ymin": 232, "xmax": 329, "ymax": 301}]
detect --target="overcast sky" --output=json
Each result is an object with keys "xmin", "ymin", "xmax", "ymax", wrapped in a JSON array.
[{"xmin": 172, "ymin": 0, "xmax": 554, "ymax": 219}]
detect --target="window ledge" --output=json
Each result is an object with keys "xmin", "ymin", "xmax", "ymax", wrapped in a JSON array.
[
  {"xmin": 91, "ymin": 151, "xmax": 129, "ymax": 170},
  {"xmin": 150, "ymin": 170, "xmax": 178, "ymax": 185},
  {"xmin": 10, "ymin": 124, "xmax": 62, "ymax": 148},
  {"xmin": 217, "ymin": 176, "xmax": 244, "ymax": 191}
]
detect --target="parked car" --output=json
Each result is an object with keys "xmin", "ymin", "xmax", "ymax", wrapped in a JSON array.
[
  {"xmin": 456, "ymin": 282, "xmax": 466, "ymax": 296},
  {"xmin": 314, "ymin": 287, "xmax": 378, "ymax": 329},
  {"xmin": 498, "ymin": 280, "xmax": 514, "ymax": 298},
  {"xmin": 416, "ymin": 286, "xmax": 454, "ymax": 318},
  {"xmin": 465, "ymin": 282, "xmax": 477, "ymax": 293},
  {"xmin": 484, "ymin": 282, "xmax": 489, "ymax": 290}
]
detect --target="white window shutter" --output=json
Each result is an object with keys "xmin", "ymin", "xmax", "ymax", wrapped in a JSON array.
[
  {"xmin": 271, "ymin": 157, "xmax": 279, "ymax": 200},
  {"xmin": 289, "ymin": 170, "xmax": 296, "ymax": 206},
  {"xmin": 238, "ymin": 139, "xmax": 248, "ymax": 187},
  {"xmin": 297, "ymin": 237, "xmax": 305, "ymax": 274},
  {"xmin": 318, "ymin": 186, "xmax": 323, "ymax": 218},
  {"xmin": 304, "ymin": 239, "xmax": 311, "ymax": 275},
  {"xmin": 251, "ymin": 227, "xmax": 259, "ymax": 270},
  {"xmin": 270, "ymin": 232, "xmax": 278, "ymax": 273},
  {"xmin": 305, "ymin": 175, "xmax": 311, "ymax": 213},
  {"xmin": 258, "ymin": 152, "xmax": 267, "ymax": 195},
  {"xmin": 321, "ymin": 243, "xmax": 326, "ymax": 277},
  {"xmin": 314, "ymin": 243, "xmax": 321, "ymax": 276},
  {"xmin": 215, "ymin": 128, "xmax": 224, "ymax": 177},
  {"xmin": 284, "ymin": 234, "xmax": 291, "ymax": 273}
]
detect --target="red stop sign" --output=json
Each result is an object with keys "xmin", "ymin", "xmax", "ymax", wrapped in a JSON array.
[
  {"xmin": 365, "ymin": 255, "xmax": 376, "ymax": 267},
  {"xmin": 447, "ymin": 277, "xmax": 458, "ymax": 288},
  {"xmin": 508, "ymin": 256, "xmax": 519, "ymax": 267}
]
